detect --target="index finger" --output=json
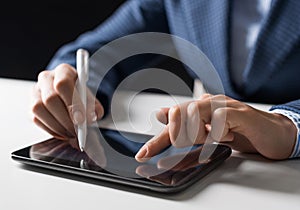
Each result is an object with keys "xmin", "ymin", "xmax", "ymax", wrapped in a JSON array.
[
  {"xmin": 53, "ymin": 64, "xmax": 78, "ymax": 107},
  {"xmin": 54, "ymin": 64, "xmax": 104, "ymax": 123},
  {"xmin": 135, "ymin": 125, "xmax": 171, "ymax": 162}
]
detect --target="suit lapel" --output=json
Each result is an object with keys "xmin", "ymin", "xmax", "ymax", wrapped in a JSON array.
[
  {"xmin": 182, "ymin": 0, "xmax": 240, "ymax": 97},
  {"xmin": 243, "ymin": 0, "xmax": 300, "ymax": 95}
]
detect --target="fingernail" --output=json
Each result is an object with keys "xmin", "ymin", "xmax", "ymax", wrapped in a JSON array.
[
  {"xmin": 90, "ymin": 112, "xmax": 98, "ymax": 122},
  {"xmin": 135, "ymin": 146, "xmax": 149, "ymax": 162},
  {"xmin": 73, "ymin": 111, "xmax": 84, "ymax": 124},
  {"xmin": 205, "ymin": 124, "xmax": 212, "ymax": 131},
  {"xmin": 156, "ymin": 109, "xmax": 168, "ymax": 124}
]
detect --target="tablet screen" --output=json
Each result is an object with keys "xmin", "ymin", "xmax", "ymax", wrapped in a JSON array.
[{"xmin": 12, "ymin": 127, "xmax": 231, "ymax": 191}]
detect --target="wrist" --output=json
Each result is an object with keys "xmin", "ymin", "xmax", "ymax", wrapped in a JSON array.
[{"xmin": 270, "ymin": 110, "xmax": 299, "ymax": 158}]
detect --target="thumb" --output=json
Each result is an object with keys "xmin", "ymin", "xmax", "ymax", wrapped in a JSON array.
[
  {"xmin": 210, "ymin": 107, "xmax": 243, "ymax": 142},
  {"xmin": 68, "ymin": 88, "xmax": 85, "ymax": 125},
  {"xmin": 86, "ymin": 88, "xmax": 104, "ymax": 124},
  {"xmin": 156, "ymin": 107, "xmax": 169, "ymax": 124}
]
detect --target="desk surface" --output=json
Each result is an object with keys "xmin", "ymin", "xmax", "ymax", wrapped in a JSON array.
[{"xmin": 1, "ymin": 78, "xmax": 300, "ymax": 210}]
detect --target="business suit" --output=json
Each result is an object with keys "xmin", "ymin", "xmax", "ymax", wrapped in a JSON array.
[{"xmin": 47, "ymin": 0, "xmax": 300, "ymax": 114}]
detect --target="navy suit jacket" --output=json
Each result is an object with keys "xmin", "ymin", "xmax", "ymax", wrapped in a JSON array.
[{"xmin": 47, "ymin": 0, "xmax": 300, "ymax": 114}]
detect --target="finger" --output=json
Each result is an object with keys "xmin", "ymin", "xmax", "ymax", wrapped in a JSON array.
[
  {"xmin": 185, "ymin": 96, "xmax": 234, "ymax": 144},
  {"xmin": 135, "ymin": 125, "xmax": 171, "ymax": 162},
  {"xmin": 168, "ymin": 104, "xmax": 189, "ymax": 147},
  {"xmin": 53, "ymin": 64, "xmax": 104, "ymax": 124},
  {"xmin": 53, "ymin": 64, "xmax": 77, "ymax": 107},
  {"xmin": 186, "ymin": 102, "xmax": 207, "ymax": 145},
  {"xmin": 169, "ymin": 100, "xmax": 210, "ymax": 147},
  {"xmin": 52, "ymin": 65, "xmax": 85, "ymax": 125},
  {"xmin": 199, "ymin": 93, "xmax": 212, "ymax": 100},
  {"xmin": 210, "ymin": 106, "xmax": 284, "ymax": 157},
  {"xmin": 166, "ymin": 95, "xmax": 233, "ymax": 148},
  {"xmin": 32, "ymin": 116, "xmax": 67, "ymax": 140},
  {"xmin": 37, "ymin": 71, "xmax": 76, "ymax": 134},
  {"xmin": 210, "ymin": 107, "xmax": 244, "ymax": 142},
  {"xmin": 210, "ymin": 111, "xmax": 236, "ymax": 142},
  {"xmin": 70, "ymin": 85, "xmax": 103, "ymax": 125},
  {"xmin": 186, "ymin": 99, "xmax": 216, "ymax": 124},
  {"xmin": 31, "ymin": 84, "xmax": 74, "ymax": 138},
  {"xmin": 156, "ymin": 107, "xmax": 169, "ymax": 124},
  {"xmin": 86, "ymin": 88, "xmax": 104, "ymax": 124}
]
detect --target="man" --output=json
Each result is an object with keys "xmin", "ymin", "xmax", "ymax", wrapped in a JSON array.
[{"xmin": 31, "ymin": 0, "xmax": 300, "ymax": 161}]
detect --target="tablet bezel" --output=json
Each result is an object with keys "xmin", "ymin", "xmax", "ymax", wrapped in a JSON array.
[{"xmin": 11, "ymin": 129, "xmax": 232, "ymax": 193}]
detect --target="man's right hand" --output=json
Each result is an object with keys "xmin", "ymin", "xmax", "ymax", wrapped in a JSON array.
[{"xmin": 31, "ymin": 63, "xmax": 104, "ymax": 141}]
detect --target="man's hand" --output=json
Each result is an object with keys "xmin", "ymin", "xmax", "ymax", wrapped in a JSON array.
[
  {"xmin": 135, "ymin": 94, "xmax": 297, "ymax": 161},
  {"xmin": 31, "ymin": 63, "xmax": 104, "ymax": 141}
]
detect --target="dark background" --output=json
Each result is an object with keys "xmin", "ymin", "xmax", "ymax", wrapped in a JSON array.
[
  {"xmin": 0, "ymin": 1, "xmax": 126, "ymax": 81},
  {"xmin": 0, "ymin": 1, "xmax": 194, "ymax": 93}
]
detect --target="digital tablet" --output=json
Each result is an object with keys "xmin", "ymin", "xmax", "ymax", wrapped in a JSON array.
[{"xmin": 11, "ymin": 127, "xmax": 231, "ymax": 193}]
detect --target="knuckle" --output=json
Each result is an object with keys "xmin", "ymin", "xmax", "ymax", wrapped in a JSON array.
[
  {"xmin": 214, "ymin": 107, "xmax": 227, "ymax": 115},
  {"xmin": 199, "ymin": 93, "xmax": 213, "ymax": 100},
  {"xmin": 187, "ymin": 102, "xmax": 199, "ymax": 116},
  {"xmin": 56, "ymin": 63, "xmax": 77, "ymax": 76},
  {"xmin": 31, "ymin": 99, "xmax": 44, "ymax": 115},
  {"xmin": 213, "ymin": 94, "xmax": 228, "ymax": 102},
  {"xmin": 209, "ymin": 94, "xmax": 226, "ymax": 100},
  {"xmin": 213, "ymin": 107, "xmax": 228, "ymax": 120},
  {"xmin": 169, "ymin": 105, "xmax": 179, "ymax": 115},
  {"xmin": 169, "ymin": 105, "xmax": 183, "ymax": 121},
  {"xmin": 228, "ymin": 97, "xmax": 240, "ymax": 105},
  {"xmin": 211, "ymin": 108, "xmax": 230, "ymax": 139},
  {"xmin": 54, "ymin": 77, "xmax": 73, "ymax": 93},
  {"xmin": 37, "ymin": 71, "xmax": 50, "ymax": 81},
  {"xmin": 202, "ymin": 93, "xmax": 212, "ymax": 98},
  {"xmin": 56, "ymin": 63, "xmax": 72, "ymax": 71},
  {"xmin": 237, "ymin": 104, "xmax": 251, "ymax": 114},
  {"xmin": 215, "ymin": 94, "xmax": 225, "ymax": 98},
  {"xmin": 32, "ymin": 116, "xmax": 40, "ymax": 124},
  {"xmin": 229, "ymin": 99, "xmax": 239, "ymax": 106},
  {"xmin": 43, "ymin": 91, "xmax": 59, "ymax": 106}
]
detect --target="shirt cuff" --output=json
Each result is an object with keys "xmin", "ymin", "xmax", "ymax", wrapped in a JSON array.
[{"xmin": 269, "ymin": 109, "xmax": 300, "ymax": 158}]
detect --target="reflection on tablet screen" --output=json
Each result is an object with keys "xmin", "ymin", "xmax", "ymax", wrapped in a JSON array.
[{"xmin": 28, "ymin": 127, "xmax": 231, "ymax": 187}]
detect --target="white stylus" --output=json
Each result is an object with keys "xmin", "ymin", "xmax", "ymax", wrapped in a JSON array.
[{"xmin": 76, "ymin": 49, "xmax": 89, "ymax": 152}]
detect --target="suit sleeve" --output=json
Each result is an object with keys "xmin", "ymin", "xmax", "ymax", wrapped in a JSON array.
[
  {"xmin": 270, "ymin": 100, "xmax": 300, "ymax": 115},
  {"xmin": 46, "ymin": 0, "xmax": 169, "ymax": 114}
]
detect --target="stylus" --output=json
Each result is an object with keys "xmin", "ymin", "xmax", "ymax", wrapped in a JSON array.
[{"xmin": 76, "ymin": 49, "xmax": 89, "ymax": 152}]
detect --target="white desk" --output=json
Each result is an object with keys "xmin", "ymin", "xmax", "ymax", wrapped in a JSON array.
[{"xmin": 1, "ymin": 78, "xmax": 300, "ymax": 210}]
